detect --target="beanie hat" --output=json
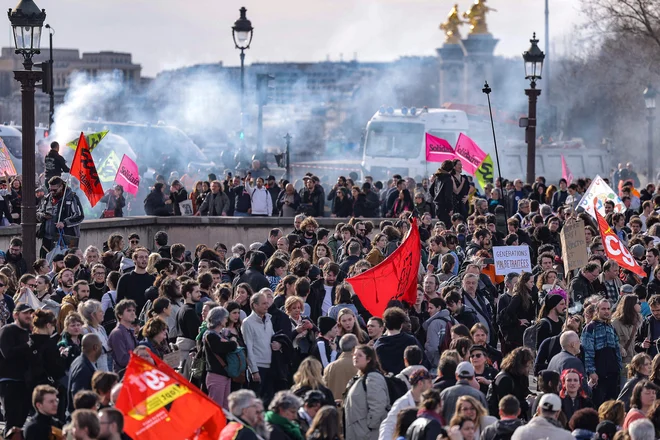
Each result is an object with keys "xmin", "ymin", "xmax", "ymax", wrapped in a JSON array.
[
  {"xmin": 544, "ymin": 293, "xmax": 563, "ymax": 311},
  {"xmin": 595, "ymin": 421, "xmax": 617, "ymax": 440},
  {"xmin": 227, "ymin": 257, "xmax": 245, "ymax": 272},
  {"xmin": 318, "ymin": 316, "xmax": 336, "ymax": 335}
]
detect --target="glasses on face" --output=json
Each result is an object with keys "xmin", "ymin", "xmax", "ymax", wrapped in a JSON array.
[
  {"xmin": 470, "ymin": 353, "xmax": 483, "ymax": 359},
  {"xmin": 130, "ymin": 240, "xmax": 139, "ymax": 245}
]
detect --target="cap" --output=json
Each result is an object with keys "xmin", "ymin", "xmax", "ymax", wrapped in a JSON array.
[
  {"xmin": 227, "ymin": 257, "xmax": 245, "ymax": 272},
  {"xmin": 469, "ymin": 345, "xmax": 487, "ymax": 355},
  {"xmin": 409, "ymin": 368, "xmax": 432, "ymax": 386},
  {"xmin": 15, "ymin": 303, "xmax": 34, "ymax": 313},
  {"xmin": 456, "ymin": 361, "xmax": 475, "ymax": 378},
  {"xmin": 631, "ymin": 244, "xmax": 646, "ymax": 260},
  {"xmin": 302, "ymin": 176, "xmax": 312, "ymax": 181},
  {"xmin": 308, "ymin": 265, "xmax": 321, "ymax": 280},
  {"xmin": 621, "ymin": 284, "xmax": 634, "ymax": 294},
  {"xmin": 267, "ymin": 175, "xmax": 276, "ymax": 181},
  {"xmin": 538, "ymin": 393, "xmax": 562, "ymax": 412},
  {"xmin": 317, "ymin": 316, "xmax": 336, "ymax": 335},
  {"xmin": 595, "ymin": 421, "xmax": 617, "ymax": 440}
]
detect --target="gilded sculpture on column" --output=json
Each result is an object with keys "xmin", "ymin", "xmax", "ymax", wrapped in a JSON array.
[
  {"xmin": 463, "ymin": 0, "xmax": 496, "ymax": 35},
  {"xmin": 440, "ymin": 4, "xmax": 463, "ymax": 44}
]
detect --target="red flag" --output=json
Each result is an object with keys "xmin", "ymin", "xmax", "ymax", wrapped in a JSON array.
[
  {"xmin": 347, "ymin": 218, "xmax": 421, "ymax": 317},
  {"xmin": 425, "ymin": 133, "xmax": 457, "ymax": 163},
  {"xmin": 561, "ymin": 154, "xmax": 573, "ymax": 185},
  {"xmin": 115, "ymin": 352, "xmax": 226, "ymax": 440},
  {"xmin": 70, "ymin": 132, "xmax": 104, "ymax": 207},
  {"xmin": 594, "ymin": 201, "xmax": 645, "ymax": 277}
]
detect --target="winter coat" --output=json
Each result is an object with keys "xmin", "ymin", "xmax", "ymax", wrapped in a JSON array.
[
  {"xmin": 352, "ymin": 193, "xmax": 369, "ymax": 218},
  {"xmin": 568, "ymin": 273, "xmax": 596, "ymax": 306},
  {"xmin": 333, "ymin": 193, "xmax": 353, "ymax": 217},
  {"xmin": 36, "ymin": 187, "xmax": 84, "ymax": 240},
  {"xmin": 199, "ymin": 191, "xmax": 230, "ymax": 216},
  {"xmin": 481, "ymin": 418, "xmax": 525, "ymax": 440},
  {"xmin": 374, "ymin": 331, "xmax": 426, "ymax": 374},
  {"xmin": 612, "ymin": 318, "xmax": 640, "ymax": 365},
  {"xmin": 422, "ymin": 310, "xmax": 455, "ymax": 368},
  {"xmin": 169, "ymin": 188, "xmax": 189, "ymax": 216},
  {"xmin": 344, "ymin": 371, "xmax": 389, "ymax": 440},
  {"xmin": 44, "ymin": 149, "xmax": 70, "ymax": 180},
  {"xmin": 322, "ymin": 352, "xmax": 357, "ymax": 403},
  {"xmin": 510, "ymin": 416, "xmax": 573, "ymax": 440},
  {"xmin": 143, "ymin": 189, "xmax": 168, "ymax": 216},
  {"xmin": 365, "ymin": 248, "xmax": 385, "ymax": 267},
  {"xmin": 406, "ymin": 412, "xmax": 445, "ymax": 440},
  {"xmin": 617, "ymin": 374, "xmax": 646, "ymax": 411}
]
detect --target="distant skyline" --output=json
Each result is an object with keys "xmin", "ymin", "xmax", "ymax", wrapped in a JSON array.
[{"xmin": 16, "ymin": 0, "xmax": 585, "ymax": 77}]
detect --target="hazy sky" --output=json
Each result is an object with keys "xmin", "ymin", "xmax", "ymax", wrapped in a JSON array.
[{"xmin": 15, "ymin": 0, "xmax": 585, "ymax": 77}]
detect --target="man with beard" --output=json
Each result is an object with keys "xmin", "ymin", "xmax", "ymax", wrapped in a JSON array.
[
  {"xmin": 308, "ymin": 263, "xmax": 339, "ymax": 323},
  {"xmin": 36, "ymin": 176, "xmax": 84, "ymax": 257},
  {"xmin": 0, "ymin": 303, "xmax": 34, "ymax": 437},
  {"xmin": 5, "ymin": 237, "xmax": 27, "ymax": 277},
  {"xmin": 299, "ymin": 217, "xmax": 319, "ymax": 246},
  {"xmin": 354, "ymin": 221, "xmax": 371, "ymax": 252},
  {"xmin": 175, "ymin": 281, "xmax": 202, "ymax": 370},
  {"xmin": 266, "ymin": 175, "xmax": 280, "ymax": 217},
  {"xmin": 97, "ymin": 407, "xmax": 125, "ymax": 440},
  {"xmin": 52, "ymin": 268, "xmax": 75, "ymax": 303},
  {"xmin": 57, "ymin": 280, "xmax": 90, "ymax": 332},
  {"xmin": 221, "ymin": 390, "xmax": 268, "ymax": 440},
  {"xmin": 581, "ymin": 299, "xmax": 622, "ymax": 407},
  {"xmin": 258, "ymin": 228, "xmax": 282, "ymax": 259},
  {"xmin": 461, "ymin": 273, "xmax": 496, "ymax": 346},
  {"xmin": 300, "ymin": 176, "xmax": 324, "ymax": 217},
  {"xmin": 116, "ymin": 247, "xmax": 154, "ymax": 314},
  {"xmin": 362, "ymin": 182, "xmax": 380, "ymax": 217}
]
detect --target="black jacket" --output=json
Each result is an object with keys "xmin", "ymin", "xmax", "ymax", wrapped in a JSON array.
[
  {"xmin": 5, "ymin": 251, "xmax": 27, "ymax": 277},
  {"xmin": 170, "ymin": 188, "xmax": 189, "ymax": 216},
  {"xmin": 143, "ymin": 189, "xmax": 168, "ymax": 216},
  {"xmin": 568, "ymin": 272, "xmax": 596, "ymax": 306},
  {"xmin": 332, "ymin": 193, "xmax": 353, "ymax": 218},
  {"xmin": 430, "ymin": 172, "xmax": 453, "ymax": 212},
  {"xmin": 26, "ymin": 333, "xmax": 66, "ymax": 388},
  {"xmin": 44, "ymin": 149, "xmax": 70, "ymax": 180},
  {"xmin": 267, "ymin": 420, "xmax": 302, "ymax": 440},
  {"xmin": 0, "ymin": 323, "xmax": 31, "ymax": 381},
  {"xmin": 36, "ymin": 187, "xmax": 85, "ymax": 240},
  {"xmin": 233, "ymin": 267, "xmax": 270, "ymax": 293},
  {"xmin": 406, "ymin": 413, "xmax": 444, "ymax": 440},
  {"xmin": 307, "ymin": 278, "xmax": 336, "ymax": 324},
  {"xmin": 258, "ymin": 240, "xmax": 276, "ymax": 259},
  {"xmin": 363, "ymin": 190, "xmax": 380, "ymax": 217},
  {"xmin": 481, "ymin": 418, "xmax": 525, "ymax": 440},
  {"xmin": 635, "ymin": 315, "xmax": 660, "ymax": 357},
  {"xmin": 491, "ymin": 371, "xmax": 531, "ymax": 419},
  {"xmin": 23, "ymin": 412, "xmax": 63, "ymax": 440},
  {"xmin": 374, "ymin": 332, "xmax": 427, "ymax": 374},
  {"xmin": 67, "ymin": 354, "xmax": 95, "ymax": 412},
  {"xmin": 300, "ymin": 184, "xmax": 325, "ymax": 217},
  {"xmin": 204, "ymin": 331, "xmax": 238, "ymax": 377}
]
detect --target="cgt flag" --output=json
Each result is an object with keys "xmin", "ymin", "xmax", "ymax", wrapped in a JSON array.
[
  {"xmin": 425, "ymin": 133, "xmax": 457, "ymax": 163},
  {"xmin": 70, "ymin": 132, "xmax": 105, "ymax": 207},
  {"xmin": 594, "ymin": 201, "xmax": 646, "ymax": 278},
  {"xmin": 347, "ymin": 218, "xmax": 421, "ymax": 317},
  {"xmin": 115, "ymin": 352, "xmax": 226, "ymax": 440}
]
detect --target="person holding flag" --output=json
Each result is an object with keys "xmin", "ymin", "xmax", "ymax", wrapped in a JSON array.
[{"xmin": 36, "ymin": 176, "xmax": 84, "ymax": 258}]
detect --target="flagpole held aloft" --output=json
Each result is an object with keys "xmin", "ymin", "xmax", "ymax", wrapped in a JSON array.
[{"xmin": 482, "ymin": 81, "xmax": 503, "ymax": 187}]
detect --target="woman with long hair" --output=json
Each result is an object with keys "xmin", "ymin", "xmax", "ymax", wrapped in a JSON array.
[
  {"xmin": 623, "ymin": 380, "xmax": 660, "ymax": 429},
  {"xmin": 598, "ymin": 400, "xmax": 625, "ymax": 428},
  {"xmin": 273, "ymin": 274, "xmax": 298, "ymax": 309},
  {"xmin": 99, "ymin": 184, "xmax": 126, "ymax": 218},
  {"xmin": 431, "ymin": 160, "xmax": 455, "ymax": 226},
  {"xmin": 146, "ymin": 253, "xmax": 162, "ymax": 276},
  {"xmin": 344, "ymin": 345, "xmax": 389, "ymax": 440},
  {"xmin": 337, "ymin": 308, "xmax": 367, "ymax": 344},
  {"xmin": 617, "ymin": 353, "xmax": 652, "ymax": 410},
  {"xmin": 365, "ymin": 233, "xmax": 387, "ymax": 267},
  {"xmin": 138, "ymin": 317, "xmax": 170, "ymax": 359},
  {"xmin": 313, "ymin": 243, "xmax": 334, "ymax": 265},
  {"xmin": 501, "ymin": 272, "xmax": 535, "ymax": 353},
  {"xmin": 290, "ymin": 357, "xmax": 334, "ymax": 405},
  {"xmin": 35, "ymin": 274, "xmax": 53, "ymax": 302},
  {"xmin": 327, "ymin": 283, "xmax": 360, "ymax": 322},
  {"xmin": 452, "ymin": 395, "xmax": 496, "ymax": 440},
  {"xmin": 612, "ymin": 294, "xmax": 643, "ymax": 375},
  {"xmin": 406, "ymin": 389, "xmax": 446, "ymax": 440},
  {"xmin": 233, "ymin": 282, "xmax": 254, "ymax": 317},
  {"xmin": 530, "ymin": 370, "xmax": 561, "ymax": 414},
  {"xmin": 650, "ymin": 354, "xmax": 660, "ymax": 388},
  {"xmin": 450, "ymin": 415, "xmax": 476, "ymax": 440},
  {"xmin": 560, "ymin": 368, "xmax": 593, "ymax": 421},
  {"xmin": 265, "ymin": 257, "xmax": 288, "ymax": 291},
  {"xmin": 530, "ymin": 182, "xmax": 547, "ymax": 204},
  {"xmin": 490, "ymin": 347, "xmax": 534, "ymax": 419},
  {"xmin": 545, "ymin": 185, "xmax": 557, "ymax": 206},
  {"xmin": 190, "ymin": 180, "xmax": 204, "ymax": 213},
  {"xmin": 225, "ymin": 301, "xmax": 245, "ymax": 350},
  {"xmin": 389, "ymin": 189, "xmax": 413, "ymax": 218},
  {"xmin": 536, "ymin": 269, "xmax": 565, "ymax": 303},
  {"xmin": 306, "ymin": 405, "xmax": 343, "ymax": 440},
  {"xmin": 79, "ymin": 300, "xmax": 110, "ymax": 371}
]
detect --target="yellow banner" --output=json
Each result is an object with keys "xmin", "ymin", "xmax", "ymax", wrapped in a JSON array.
[
  {"xmin": 67, "ymin": 130, "xmax": 109, "ymax": 152},
  {"xmin": 98, "ymin": 150, "xmax": 121, "ymax": 183},
  {"xmin": 127, "ymin": 383, "xmax": 190, "ymax": 421},
  {"xmin": 475, "ymin": 154, "xmax": 494, "ymax": 189}
]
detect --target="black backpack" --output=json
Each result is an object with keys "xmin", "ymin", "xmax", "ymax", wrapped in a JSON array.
[
  {"xmin": 486, "ymin": 371, "xmax": 513, "ymax": 417},
  {"xmin": 346, "ymin": 371, "xmax": 408, "ymax": 408},
  {"xmin": 102, "ymin": 293, "xmax": 117, "ymax": 334},
  {"xmin": 522, "ymin": 317, "xmax": 551, "ymax": 351}
]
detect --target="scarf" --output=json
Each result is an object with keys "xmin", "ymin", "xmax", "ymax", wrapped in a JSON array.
[
  {"xmin": 0, "ymin": 298, "xmax": 9, "ymax": 327},
  {"xmin": 264, "ymin": 411, "xmax": 304, "ymax": 440},
  {"xmin": 417, "ymin": 409, "xmax": 445, "ymax": 426}
]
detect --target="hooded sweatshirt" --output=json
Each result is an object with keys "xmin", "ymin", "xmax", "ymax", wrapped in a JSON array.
[{"xmin": 374, "ymin": 331, "xmax": 425, "ymax": 375}]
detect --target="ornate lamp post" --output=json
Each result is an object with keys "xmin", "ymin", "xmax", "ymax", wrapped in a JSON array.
[
  {"xmin": 232, "ymin": 7, "xmax": 253, "ymax": 137},
  {"xmin": 645, "ymin": 85, "xmax": 657, "ymax": 181},
  {"xmin": 522, "ymin": 33, "xmax": 545, "ymax": 184},
  {"xmin": 8, "ymin": 0, "xmax": 46, "ymax": 266}
]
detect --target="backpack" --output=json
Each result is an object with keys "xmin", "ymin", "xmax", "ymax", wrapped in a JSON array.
[
  {"xmin": 522, "ymin": 317, "xmax": 550, "ymax": 351},
  {"xmin": 102, "ymin": 293, "xmax": 117, "ymax": 335},
  {"xmin": 345, "ymin": 371, "xmax": 408, "ymax": 408},
  {"xmin": 486, "ymin": 371, "xmax": 513, "ymax": 417},
  {"xmin": 436, "ymin": 316, "xmax": 453, "ymax": 354},
  {"xmin": 204, "ymin": 333, "xmax": 248, "ymax": 384}
]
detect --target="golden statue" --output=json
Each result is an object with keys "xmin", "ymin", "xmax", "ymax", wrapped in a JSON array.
[
  {"xmin": 463, "ymin": 0, "xmax": 497, "ymax": 35},
  {"xmin": 440, "ymin": 4, "xmax": 463, "ymax": 44}
]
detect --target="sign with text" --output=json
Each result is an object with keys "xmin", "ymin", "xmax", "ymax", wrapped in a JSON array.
[
  {"xmin": 493, "ymin": 245, "xmax": 532, "ymax": 275},
  {"xmin": 561, "ymin": 218, "xmax": 587, "ymax": 274},
  {"xmin": 114, "ymin": 154, "xmax": 140, "ymax": 196}
]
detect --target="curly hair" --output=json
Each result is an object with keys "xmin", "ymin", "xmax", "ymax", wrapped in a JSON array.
[{"xmin": 500, "ymin": 347, "xmax": 534, "ymax": 376}]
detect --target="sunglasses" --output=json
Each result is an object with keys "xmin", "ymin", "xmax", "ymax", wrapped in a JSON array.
[
  {"xmin": 130, "ymin": 240, "xmax": 139, "ymax": 244},
  {"xmin": 470, "ymin": 353, "xmax": 483, "ymax": 359}
]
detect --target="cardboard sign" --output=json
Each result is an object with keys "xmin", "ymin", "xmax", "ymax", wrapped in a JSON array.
[
  {"xmin": 561, "ymin": 218, "xmax": 588, "ymax": 273},
  {"xmin": 493, "ymin": 245, "xmax": 532, "ymax": 275}
]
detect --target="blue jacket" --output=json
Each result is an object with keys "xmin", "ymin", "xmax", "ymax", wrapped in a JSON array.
[
  {"xmin": 581, "ymin": 320, "xmax": 622, "ymax": 375},
  {"xmin": 67, "ymin": 354, "xmax": 95, "ymax": 412}
]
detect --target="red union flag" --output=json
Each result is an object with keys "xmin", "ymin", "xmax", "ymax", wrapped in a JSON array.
[
  {"xmin": 115, "ymin": 352, "xmax": 226, "ymax": 440},
  {"xmin": 347, "ymin": 218, "xmax": 421, "ymax": 317},
  {"xmin": 70, "ymin": 132, "xmax": 104, "ymax": 207},
  {"xmin": 425, "ymin": 133, "xmax": 457, "ymax": 163},
  {"xmin": 594, "ymin": 201, "xmax": 645, "ymax": 278}
]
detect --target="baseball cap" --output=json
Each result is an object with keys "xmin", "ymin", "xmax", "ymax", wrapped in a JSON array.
[
  {"xmin": 538, "ymin": 393, "xmax": 561, "ymax": 412},
  {"xmin": 621, "ymin": 284, "xmax": 634, "ymax": 294},
  {"xmin": 409, "ymin": 368, "xmax": 432, "ymax": 386},
  {"xmin": 456, "ymin": 361, "xmax": 475, "ymax": 378},
  {"xmin": 267, "ymin": 175, "xmax": 276, "ymax": 181},
  {"xmin": 631, "ymin": 244, "xmax": 646, "ymax": 260},
  {"xmin": 15, "ymin": 303, "xmax": 34, "ymax": 313}
]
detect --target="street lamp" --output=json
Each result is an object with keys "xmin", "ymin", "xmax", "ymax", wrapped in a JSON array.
[
  {"xmin": 232, "ymin": 6, "xmax": 253, "ymax": 139},
  {"xmin": 8, "ymin": 0, "xmax": 45, "ymax": 267},
  {"xmin": 645, "ymin": 84, "xmax": 657, "ymax": 181},
  {"xmin": 45, "ymin": 23, "xmax": 54, "ymax": 129},
  {"xmin": 522, "ymin": 32, "xmax": 545, "ymax": 183}
]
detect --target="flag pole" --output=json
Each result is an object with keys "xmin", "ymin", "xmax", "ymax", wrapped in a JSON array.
[{"xmin": 482, "ymin": 81, "xmax": 503, "ymax": 188}]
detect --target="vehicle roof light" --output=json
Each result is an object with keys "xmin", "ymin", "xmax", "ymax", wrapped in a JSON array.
[{"xmin": 401, "ymin": 107, "xmax": 408, "ymax": 115}]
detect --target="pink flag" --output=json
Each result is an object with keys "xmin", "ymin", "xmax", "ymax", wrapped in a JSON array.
[
  {"xmin": 561, "ymin": 154, "xmax": 573, "ymax": 185},
  {"xmin": 425, "ymin": 133, "xmax": 457, "ymax": 163},
  {"xmin": 114, "ymin": 154, "xmax": 140, "ymax": 196},
  {"xmin": 455, "ymin": 133, "xmax": 487, "ymax": 175}
]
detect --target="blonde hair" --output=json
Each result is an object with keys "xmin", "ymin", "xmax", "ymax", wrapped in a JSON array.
[
  {"xmin": 146, "ymin": 253, "xmax": 161, "ymax": 275},
  {"xmin": 291, "ymin": 358, "xmax": 324, "ymax": 392},
  {"xmin": 284, "ymin": 296, "xmax": 305, "ymax": 314},
  {"xmin": 64, "ymin": 312, "xmax": 84, "ymax": 330},
  {"xmin": 455, "ymin": 395, "xmax": 487, "ymax": 428},
  {"xmin": 337, "ymin": 308, "xmax": 366, "ymax": 343}
]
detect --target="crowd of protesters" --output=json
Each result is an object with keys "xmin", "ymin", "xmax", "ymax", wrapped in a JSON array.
[{"xmin": 2, "ymin": 153, "xmax": 660, "ymax": 439}]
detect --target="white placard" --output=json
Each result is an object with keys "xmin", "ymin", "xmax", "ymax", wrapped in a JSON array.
[{"xmin": 493, "ymin": 245, "xmax": 532, "ymax": 275}]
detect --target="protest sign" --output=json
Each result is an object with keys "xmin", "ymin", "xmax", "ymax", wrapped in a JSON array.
[
  {"xmin": 577, "ymin": 175, "xmax": 625, "ymax": 218},
  {"xmin": 493, "ymin": 245, "xmax": 532, "ymax": 275},
  {"xmin": 560, "ymin": 218, "xmax": 587, "ymax": 273},
  {"xmin": 0, "ymin": 139, "xmax": 17, "ymax": 176},
  {"xmin": 114, "ymin": 154, "xmax": 140, "ymax": 196},
  {"xmin": 178, "ymin": 200, "xmax": 194, "ymax": 216},
  {"xmin": 425, "ymin": 133, "xmax": 457, "ymax": 163}
]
